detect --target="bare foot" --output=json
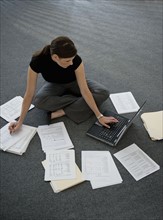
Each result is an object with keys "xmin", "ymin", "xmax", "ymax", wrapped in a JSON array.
[{"xmin": 51, "ymin": 109, "xmax": 65, "ymax": 119}]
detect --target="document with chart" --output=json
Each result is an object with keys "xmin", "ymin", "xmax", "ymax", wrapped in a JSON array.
[
  {"xmin": 44, "ymin": 150, "xmax": 76, "ymax": 181},
  {"xmin": 42, "ymin": 160, "xmax": 85, "ymax": 193},
  {"xmin": 82, "ymin": 151, "xmax": 122, "ymax": 189},
  {"xmin": 110, "ymin": 92, "xmax": 139, "ymax": 114},
  {"xmin": 37, "ymin": 122, "xmax": 74, "ymax": 152},
  {"xmin": 0, "ymin": 96, "xmax": 34, "ymax": 122},
  {"xmin": 114, "ymin": 143, "xmax": 160, "ymax": 181}
]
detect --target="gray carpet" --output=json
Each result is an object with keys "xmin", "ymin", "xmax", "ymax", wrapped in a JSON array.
[{"xmin": 0, "ymin": 1, "xmax": 162, "ymax": 220}]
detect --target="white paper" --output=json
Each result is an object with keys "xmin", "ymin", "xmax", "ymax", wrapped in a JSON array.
[
  {"xmin": 42, "ymin": 160, "xmax": 85, "ymax": 193},
  {"xmin": 82, "ymin": 151, "xmax": 110, "ymax": 180},
  {"xmin": 110, "ymin": 92, "xmax": 139, "ymax": 114},
  {"xmin": 114, "ymin": 143, "xmax": 160, "ymax": 181},
  {"xmin": 44, "ymin": 150, "xmax": 76, "ymax": 181},
  {"xmin": 82, "ymin": 151, "xmax": 122, "ymax": 189},
  {"xmin": 0, "ymin": 123, "xmax": 26, "ymax": 151},
  {"xmin": 0, "ymin": 123, "xmax": 37, "ymax": 155},
  {"xmin": 0, "ymin": 96, "xmax": 34, "ymax": 122},
  {"xmin": 37, "ymin": 122, "xmax": 74, "ymax": 152},
  {"xmin": 6, "ymin": 128, "xmax": 36, "ymax": 155}
]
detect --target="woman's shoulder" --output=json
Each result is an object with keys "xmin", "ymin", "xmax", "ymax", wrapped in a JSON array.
[
  {"xmin": 74, "ymin": 54, "xmax": 82, "ymax": 61},
  {"xmin": 29, "ymin": 53, "xmax": 51, "ymax": 73},
  {"xmin": 73, "ymin": 54, "xmax": 82, "ymax": 69},
  {"xmin": 31, "ymin": 53, "xmax": 51, "ymax": 62}
]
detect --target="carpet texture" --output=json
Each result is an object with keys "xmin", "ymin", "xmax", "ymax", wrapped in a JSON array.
[{"xmin": 0, "ymin": 1, "xmax": 162, "ymax": 220}]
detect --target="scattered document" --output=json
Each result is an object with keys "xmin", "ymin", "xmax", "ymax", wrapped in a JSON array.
[
  {"xmin": 82, "ymin": 151, "xmax": 122, "ymax": 189},
  {"xmin": 37, "ymin": 122, "xmax": 74, "ymax": 152},
  {"xmin": 42, "ymin": 160, "xmax": 85, "ymax": 193},
  {"xmin": 44, "ymin": 150, "xmax": 76, "ymax": 181},
  {"xmin": 114, "ymin": 143, "xmax": 160, "ymax": 181},
  {"xmin": 110, "ymin": 92, "xmax": 139, "ymax": 114},
  {"xmin": 0, "ymin": 96, "xmax": 34, "ymax": 122},
  {"xmin": 141, "ymin": 111, "xmax": 163, "ymax": 140},
  {"xmin": 0, "ymin": 123, "xmax": 37, "ymax": 155}
]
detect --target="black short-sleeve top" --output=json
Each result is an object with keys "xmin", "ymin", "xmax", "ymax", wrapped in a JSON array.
[{"xmin": 29, "ymin": 53, "xmax": 82, "ymax": 84}]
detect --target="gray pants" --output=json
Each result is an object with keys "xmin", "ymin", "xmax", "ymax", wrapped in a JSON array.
[{"xmin": 33, "ymin": 79, "xmax": 109, "ymax": 123}]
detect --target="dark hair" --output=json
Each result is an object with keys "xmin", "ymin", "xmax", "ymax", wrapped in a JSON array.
[{"xmin": 33, "ymin": 36, "xmax": 77, "ymax": 58}]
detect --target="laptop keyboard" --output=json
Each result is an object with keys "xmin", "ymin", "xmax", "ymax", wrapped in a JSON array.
[
  {"xmin": 87, "ymin": 103, "xmax": 146, "ymax": 145},
  {"xmin": 99, "ymin": 117, "xmax": 129, "ymax": 140}
]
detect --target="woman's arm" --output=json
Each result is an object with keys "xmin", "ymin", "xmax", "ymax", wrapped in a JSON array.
[
  {"xmin": 8, "ymin": 67, "xmax": 38, "ymax": 133},
  {"xmin": 75, "ymin": 62, "xmax": 118, "ymax": 127}
]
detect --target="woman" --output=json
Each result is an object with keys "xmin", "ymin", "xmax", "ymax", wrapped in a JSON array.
[{"xmin": 9, "ymin": 36, "xmax": 118, "ymax": 133}]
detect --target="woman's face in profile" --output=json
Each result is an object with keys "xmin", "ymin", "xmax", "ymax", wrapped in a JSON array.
[{"xmin": 52, "ymin": 55, "xmax": 75, "ymax": 68}]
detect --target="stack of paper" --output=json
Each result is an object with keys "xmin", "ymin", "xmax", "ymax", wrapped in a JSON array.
[
  {"xmin": 38, "ymin": 122, "xmax": 86, "ymax": 193},
  {"xmin": 0, "ymin": 96, "xmax": 34, "ymax": 122},
  {"xmin": 82, "ymin": 151, "xmax": 123, "ymax": 189},
  {"xmin": 42, "ymin": 159, "xmax": 85, "ymax": 193},
  {"xmin": 114, "ymin": 143, "xmax": 160, "ymax": 181},
  {"xmin": 110, "ymin": 92, "xmax": 139, "ymax": 114},
  {"xmin": 42, "ymin": 150, "xmax": 85, "ymax": 193},
  {"xmin": 0, "ymin": 123, "xmax": 37, "ymax": 155},
  {"xmin": 37, "ymin": 122, "xmax": 74, "ymax": 152},
  {"xmin": 141, "ymin": 111, "xmax": 163, "ymax": 140}
]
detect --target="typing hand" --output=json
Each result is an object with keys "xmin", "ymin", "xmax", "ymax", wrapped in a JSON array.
[{"xmin": 98, "ymin": 116, "xmax": 118, "ymax": 128}]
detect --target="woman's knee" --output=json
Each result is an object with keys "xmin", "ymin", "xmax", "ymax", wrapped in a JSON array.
[
  {"xmin": 91, "ymin": 88, "xmax": 109, "ymax": 106},
  {"xmin": 94, "ymin": 88, "xmax": 109, "ymax": 101},
  {"xmin": 33, "ymin": 95, "xmax": 45, "ymax": 108},
  {"xmin": 87, "ymin": 80, "xmax": 109, "ymax": 99},
  {"xmin": 101, "ymin": 88, "xmax": 110, "ymax": 100}
]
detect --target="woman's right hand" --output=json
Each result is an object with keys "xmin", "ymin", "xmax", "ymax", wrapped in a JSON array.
[{"xmin": 8, "ymin": 121, "xmax": 22, "ymax": 134}]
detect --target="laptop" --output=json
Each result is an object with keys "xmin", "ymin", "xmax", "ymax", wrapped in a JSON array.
[{"xmin": 86, "ymin": 101, "xmax": 146, "ymax": 146}]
